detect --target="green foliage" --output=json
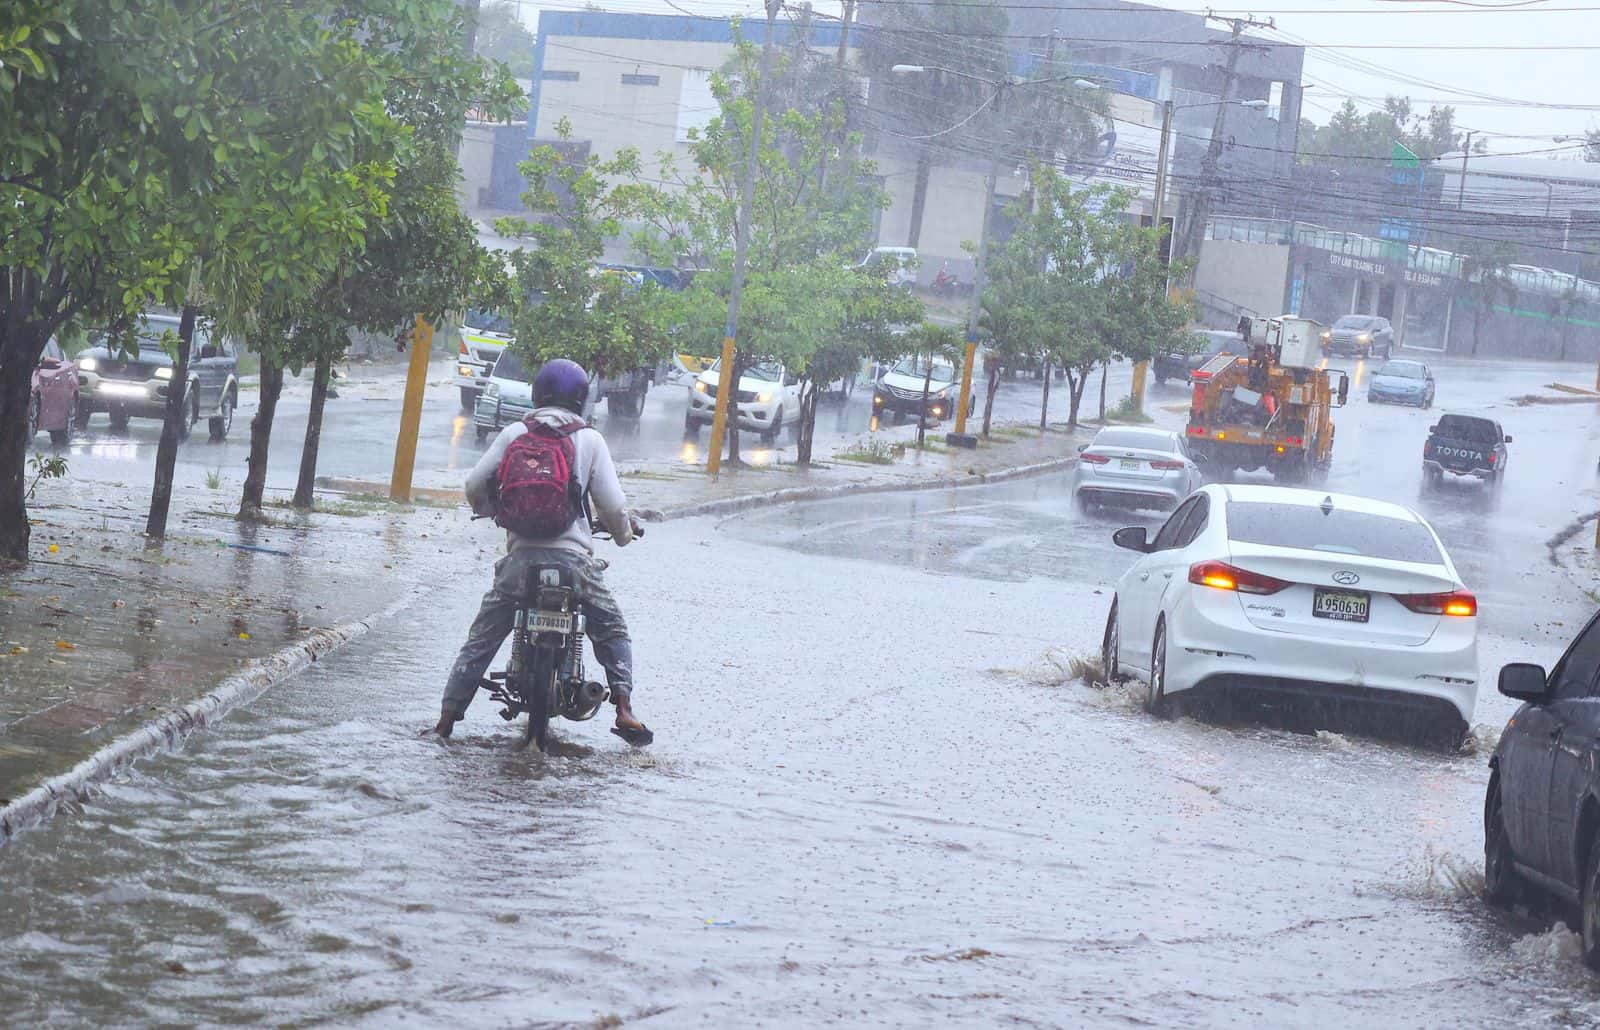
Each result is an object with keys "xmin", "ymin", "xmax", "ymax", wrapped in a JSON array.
[
  {"xmin": 1456, "ymin": 236, "xmax": 1519, "ymax": 355},
  {"xmin": 495, "ymin": 120, "xmax": 673, "ymax": 375},
  {"xmin": 475, "ymin": 2, "xmax": 536, "ymax": 79},
  {"xmin": 983, "ymin": 165, "xmax": 1191, "ymax": 426},
  {"xmin": 25, "ymin": 453, "xmax": 67, "ymax": 501},
  {"xmin": 1299, "ymin": 97, "xmax": 1477, "ymax": 167}
]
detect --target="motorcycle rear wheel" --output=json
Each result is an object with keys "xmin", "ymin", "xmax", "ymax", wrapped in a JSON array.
[{"xmin": 519, "ymin": 649, "xmax": 554, "ymax": 752}]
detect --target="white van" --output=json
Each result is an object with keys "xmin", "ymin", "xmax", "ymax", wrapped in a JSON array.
[{"xmin": 859, "ymin": 246, "xmax": 920, "ymax": 289}]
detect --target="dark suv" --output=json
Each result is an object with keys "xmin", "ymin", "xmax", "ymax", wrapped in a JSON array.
[
  {"xmin": 75, "ymin": 314, "xmax": 240, "ymax": 440},
  {"xmin": 1485, "ymin": 609, "xmax": 1600, "ymax": 966}
]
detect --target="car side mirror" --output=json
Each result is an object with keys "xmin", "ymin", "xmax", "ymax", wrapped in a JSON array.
[
  {"xmin": 1337, "ymin": 375, "xmax": 1349, "ymax": 407},
  {"xmin": 1077, "ymin": 443, "xmax": 1089, "ymax": 453},
  {"xmin": 1499, "ymin": 662, "xmax": 1549, "ymax": 703},
  {"xmin": 1113, "ymin": 526, "xmax": 1150, "ymax": 553},
  {"xmin": 1429, "ymin": 423, "xmax": 1438, "ymax": 433},
  {"xmin": 1504, "ymin": 435, "xmax": 1513, "ymax": 444}
]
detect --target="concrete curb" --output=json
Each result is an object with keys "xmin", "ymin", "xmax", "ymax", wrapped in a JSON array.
[
  {"xmin": 0, "ymin": 592, "xmax": 416, "ymax": 846},
  {"xmin": 656, "ymin": 455, "xmax": 1079, "ymax": 522}
]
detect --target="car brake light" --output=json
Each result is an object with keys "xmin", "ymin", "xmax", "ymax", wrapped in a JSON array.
[
  {"xmin": 1150, "ymin": 459, "xmax": 1184, "ymax": 470},
  {"xmin": 1488, "ymin": 451, "xmax": 1498, "ymax": 466},
  {"xmin": 1188, "ymin": 560, "xmax": 1290, "ymax": 595},
  {"xmin": 1080, "ymin": 452, "xmax": 1110, "ymax": 464},
  {"xmin": 1396, "ymin": 590, "xmax": 1477, "ymax": 617}
]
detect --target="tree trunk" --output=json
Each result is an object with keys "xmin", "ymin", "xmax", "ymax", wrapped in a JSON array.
[
  {"xmin": 240, "ymin": 355, "xmax": 285, "ymax": 520},
  {"xmin": 293, "ymin": 354, "xmax": 332, "ymax": 509},
  {"xmin": 145, "ymin": 305, "xmax": 197, "ymax": 539},
  {"xmin": 1098, "ymin": 360, "xmax": 1109, "ymax": 422},
  {"xmin": 795, "ymin": 376, "xmax": 819, "ymax": 467},
  {"xmin": 918, "ymin": 361, "xmax": 934, "ymax": 447},
  {"xmin": 981, "ymin": 361, "xmax": 1000, "ymax": 437},
  {"xmin": 1039, "ymin": 358, "xmax": 1052, "ymax": 429},
  {"xmin": 907, "ymin": 146, "xmax": 932, "ymax": 248},
  {"xmin": 0, "ymin": 332, "xmax": 42, "ymax": 563},
  {"xmin": 726, "ymin": 351, "xmax": 744, "ymax": 466},
  {"xmin": 1067, "ymin": 367, "xmax": 1089, "ymax": 429}
]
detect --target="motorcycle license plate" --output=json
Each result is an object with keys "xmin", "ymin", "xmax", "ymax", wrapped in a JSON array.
[
  {"xmin": 531, "ymin": 611, "xmax": 573, "ymax": 634},
  {"xmin": 1313, "ymin": 588, "xmax": 1370, "ymax": 623},
  {"xmin": 1119, "ymin": 459, "xmax": 1141, "ymax": 471}
]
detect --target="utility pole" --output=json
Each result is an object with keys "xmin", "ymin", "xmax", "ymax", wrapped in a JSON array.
[
  {"xmin": 391, "ymin": 0, "xmax": 483, "ymax": 503},
  {"xmin": 1458, "ymin": 130, "xmax": 1475, "ymax": 210},
  {"xmin": 949, "ymin": 84, "xmax": 1004, "ymax": 448},
  {"xmin": 836, "ymin": 0, "xmax": 855, "ymax": 66},
  {"xmin": 707, "ymin": 0, "xmax": 781, "ymax": 477}
]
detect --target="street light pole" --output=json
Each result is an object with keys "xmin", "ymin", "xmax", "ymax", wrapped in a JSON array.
[
  {"xmin": 707, "ymin": 0, "xmax": 780, "ymax": 478},
  {"xmin": 1458, "ymin": 130, "xmax": 1475, "ymax": 210},
  {"xmin": 952, "ymin": 134, "xmax": 1000, "ymax": 447}
]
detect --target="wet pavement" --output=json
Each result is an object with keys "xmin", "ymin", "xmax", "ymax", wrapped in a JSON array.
[{"xmin": 4, "ymin": 354, "xmax": 1600, "ymax": 1025}]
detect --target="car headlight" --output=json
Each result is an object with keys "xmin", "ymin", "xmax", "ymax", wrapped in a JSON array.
[
  {"xmin": 694, "ymin": 381, "xmax": 709, "ymax": 395},
  {"xmin": 1357, "ymin": 333, "xmax": 1371, "ymax": 343},
  {"xmin": 78, "ymin": 357, "xmax": 97, "ymax": 372},
  {"xmin": 757, "ymin": 391, "xmax": 772, "ymax": 404},
  {"xmin": 155, "ymin": 367, "xmax": 173, "ymax": 380},
  {"xmin": 458, "ymin": 364, "xmax": 475, "ymax": 378},
  {"xmin": 1320, "ymin": 332, "xmax": 1330, "ymax": 342}
]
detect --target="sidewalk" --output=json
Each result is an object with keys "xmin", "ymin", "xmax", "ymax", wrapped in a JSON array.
[
  {"xmin": 0, "ymin": 416, "xmax": 1082, "ymax": 839},
  {"xmin": 324, "ymin": 418, "xmax": 1089, "ymax": 518},
  {"xmin": 0, "ymin": 478, "xmax": 452, "ymax": 832}
]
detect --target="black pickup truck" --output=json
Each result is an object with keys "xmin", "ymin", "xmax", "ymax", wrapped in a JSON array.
[{"xmin": 1423, "ymin": 413, "xmax": 1511, "ymax": 488}]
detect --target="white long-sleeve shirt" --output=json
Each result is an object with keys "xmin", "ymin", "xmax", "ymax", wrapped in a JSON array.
[{"xmin": 465, "ymin": 407, "xmax": 634, "ymax": 555}]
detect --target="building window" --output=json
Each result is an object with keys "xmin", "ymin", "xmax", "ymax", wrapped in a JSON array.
[
  {"xmin": 621, "ymin": 73, "xmax": 660, "ymax": 86},
  {"xmin": 1267, "ymin": 82, "xmax": 1284, "ymax": 122},
  {"xmin": 542, "ymin": 70, "xmax": 579, "ymax": 82}
]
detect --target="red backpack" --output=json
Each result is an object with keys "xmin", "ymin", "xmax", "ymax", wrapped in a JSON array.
[{"xmin": 494, "ymin": 419, "xmax": 586, "ymax": 538}]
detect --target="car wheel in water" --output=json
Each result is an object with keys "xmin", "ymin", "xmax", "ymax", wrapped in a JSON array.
[
  {"xmin": 1483, "ymin": 773, "xmax": 1524, "ymax": 907},
  {"xmin": 1582, "ymin": 827, "xmax": 1600, "ymax": 969},
  {"xmin": 74, "ymin": 400, "xmax": 91, "ymax": 431},
  {"xmin": 209, "ymin": 391, "xmax": 234, "ymax": 442},
  {"xmin": 760, "ymin": 407, "xmax": 783, "ymax": 443},
  {"xmin": 683, "ymin": 412, "xmax": 699, "ymax": 437},
  {"xmin": 1101, "ymin": 598, "xmax": 1122, "ymax": 684},
  {"xmin": 459, "ymin": 386, "xmax": 478, "ymax": 413},
  {"xmin": 176, "ymin": 390, "xmax": 199, "ymax": 442},
  {"xmin": 109, "ymin": 409, "xmax": 130, "ymax": 433},
  {"xmin": 1147, "ymin": 618, "xmax": 1172, "ymax": 718}
]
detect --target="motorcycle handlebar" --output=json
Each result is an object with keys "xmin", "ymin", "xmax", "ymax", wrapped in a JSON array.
[{"xmin": 470, "ymin": 513, "xmax": 643, "ymax": 540}]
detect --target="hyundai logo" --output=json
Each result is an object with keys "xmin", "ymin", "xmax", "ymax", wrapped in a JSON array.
[{"xmin": 1331, "ymin": 570, "xmax": 1360, "ymax": 585}]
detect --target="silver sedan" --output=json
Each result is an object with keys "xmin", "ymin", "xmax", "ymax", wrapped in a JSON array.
[{"xmin": 1072, "ymin": 427, "xmax": 1204, "ymax": 513}]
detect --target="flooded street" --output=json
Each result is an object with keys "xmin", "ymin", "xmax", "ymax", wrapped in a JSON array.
[{"xmin": 5, "ymin": 356, "xmax": 1600, "ymax": 1026}]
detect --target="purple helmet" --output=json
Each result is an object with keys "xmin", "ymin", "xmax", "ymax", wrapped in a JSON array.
[{"xmin": 533, "ymin": 358, "xmax": 590, "ymax": 413}]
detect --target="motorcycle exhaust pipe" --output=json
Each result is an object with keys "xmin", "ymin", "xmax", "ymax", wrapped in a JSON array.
[{"xmin": 579, "ymin": 681, "xmax": 608, "ymax": 706}]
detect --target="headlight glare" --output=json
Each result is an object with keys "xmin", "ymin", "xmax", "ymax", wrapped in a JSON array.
[
  {"xmin": 155, "ymin": 367, "xmax": 173, "ymax": 380},
  {"xmin": 78, "ymin": 357, "xmax": 98, "ymax": 371}
]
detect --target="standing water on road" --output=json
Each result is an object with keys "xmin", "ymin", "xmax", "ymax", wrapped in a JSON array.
[{"xmin": 3, "ymin": 497, "xmax": 1599, "ymax": 1026}]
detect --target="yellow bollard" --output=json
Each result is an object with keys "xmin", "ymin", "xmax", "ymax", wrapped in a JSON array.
[{"xmin": 390, "ymin": 314, "xmax": 434, "ymax": 503}]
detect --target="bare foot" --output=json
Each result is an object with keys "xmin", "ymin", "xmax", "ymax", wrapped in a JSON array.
[{"xmin": 614, "ymin": 697, "xmax": 646, "ymax": 733}]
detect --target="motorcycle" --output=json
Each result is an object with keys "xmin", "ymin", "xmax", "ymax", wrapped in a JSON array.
[
  {"xmin": 476, "ymin": 519, "xmax": 641, "ymax": 752},
  {"xmin": 932, "ymin": 263, "xmax": 961, "ymax": 297}
]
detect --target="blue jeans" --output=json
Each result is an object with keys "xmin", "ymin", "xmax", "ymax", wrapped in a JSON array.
[{"xmin": 441, "ymin": 548, "xmax": 633, "ymax": 719}]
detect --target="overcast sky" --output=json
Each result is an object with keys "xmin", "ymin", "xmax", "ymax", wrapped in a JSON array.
[{"xmin": 496, "ymin": 0, "xmax": 1600, "ymax": 156}]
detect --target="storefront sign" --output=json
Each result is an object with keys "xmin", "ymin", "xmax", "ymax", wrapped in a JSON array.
[
  {"xmin": 1404, "ymin": 268, "xmax": 1444, "ymax": 288},
  {"xmin": 1328, "ymin": 253, "xmax": 1390, "ymax": 277}
]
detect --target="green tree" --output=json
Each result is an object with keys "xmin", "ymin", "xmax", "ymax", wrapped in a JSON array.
[
  {"xmin": 475, "ymin": 2, "xmax": 536, "ymax": 79},
  {"xmin": 1457, "ymin": 237, "xmax": 1519, "ymax": 356},
  {"xmin": 1299, "ymin": 96, "xmax": 1474, "ymax": 166},
  {"xmin": 494, "ymin": 121, "xmax": 673, "ymax": 389},
  {"xmin": 635, "ymin": 39, "xmax": 915, "ymax": 467},
  {"xmin": 0, "ymin": 1, "xmax": 427, "ymax": 560}
]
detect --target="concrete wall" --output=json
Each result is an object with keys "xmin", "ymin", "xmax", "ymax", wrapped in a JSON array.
[
  {"xmin": 877, "ymin": 155, "xmax": 1027, "ymax": 280},
  {"xmin": 1193, "ymin": 239, "xmax": 1291, "ymax": 324}
]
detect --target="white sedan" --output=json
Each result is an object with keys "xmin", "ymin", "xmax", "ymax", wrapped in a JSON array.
[
  {"xmin": 1100, "ymin": 484, "xmax": 1478, "ymax": 747},
  {"xmin": 1071, "ymin": 427, "xmax": 1204, "ymax": 513}
]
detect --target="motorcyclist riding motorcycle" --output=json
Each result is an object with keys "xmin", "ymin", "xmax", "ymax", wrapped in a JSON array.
[{"xmin": 430, "ymin": 358, "xmax": 652, "ymax": 746}]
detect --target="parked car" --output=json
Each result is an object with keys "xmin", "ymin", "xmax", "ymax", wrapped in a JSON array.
[
  {"xmin": 1072, "ymin": 427, "xmax": 1203, "ymax": 513},
  {"xmin": 1485, "ymin": 609, "xmax": 1600, "ymax": 966},
  {"xmin": 1320, "ymin": 315, "xmax": 1394, "ymax": 359},
  {"xmin": 859, "ymin": 246, "xmax": 919, "ymax": 289},
  {"xmin": 27, "ymin": 337, "xmax": 79, "ymax": 446},
  {"xmin": 75, "ymin": 314, "xmax": 239, "ymax": 440},
  {"xmin": 1101, "ymin": 484, "xmax": 1477, "ymax": 748},
  {"xmin": 685, "ymin": 360, "xmax": 802, "ymax": 443},
  {"xmin": 1423, "ymin": 413, "xmax": 1509, "ymax": 488},
  {"xmin": 472, "ymin": 346, "xmax": 539, "ymax": 442},
  {"xmin": 872, "ymin": 354, "xmax": 968, "ymax": 424},
  {"xmin": 455, "ymin": 305, "xmax": 514, "ymax": 413},
  {"xmin": 1368, "ymin": 359, "xmax": 1435, "ymax": 408},
  {"xmin": 1153, "ymin": 329, "xmax": 1238, "ymax": 385}
]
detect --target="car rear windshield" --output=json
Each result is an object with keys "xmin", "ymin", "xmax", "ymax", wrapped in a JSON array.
[
  {"xmin": 1094, "ymin": 429, "xmax": 1176, "ymax": 453},
  {"xmin": 1435, "ymin": 414, "xmax": 1498, "ymax": 442},
  {"xmin": 1225, "ymin": 501, "xmax": 1444, "ymax": 564}
]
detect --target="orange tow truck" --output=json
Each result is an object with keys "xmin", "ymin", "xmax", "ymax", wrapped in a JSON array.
[{"xmin": 1184, "ymin": 316, "xmax": 1349, "ymax": 482}]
